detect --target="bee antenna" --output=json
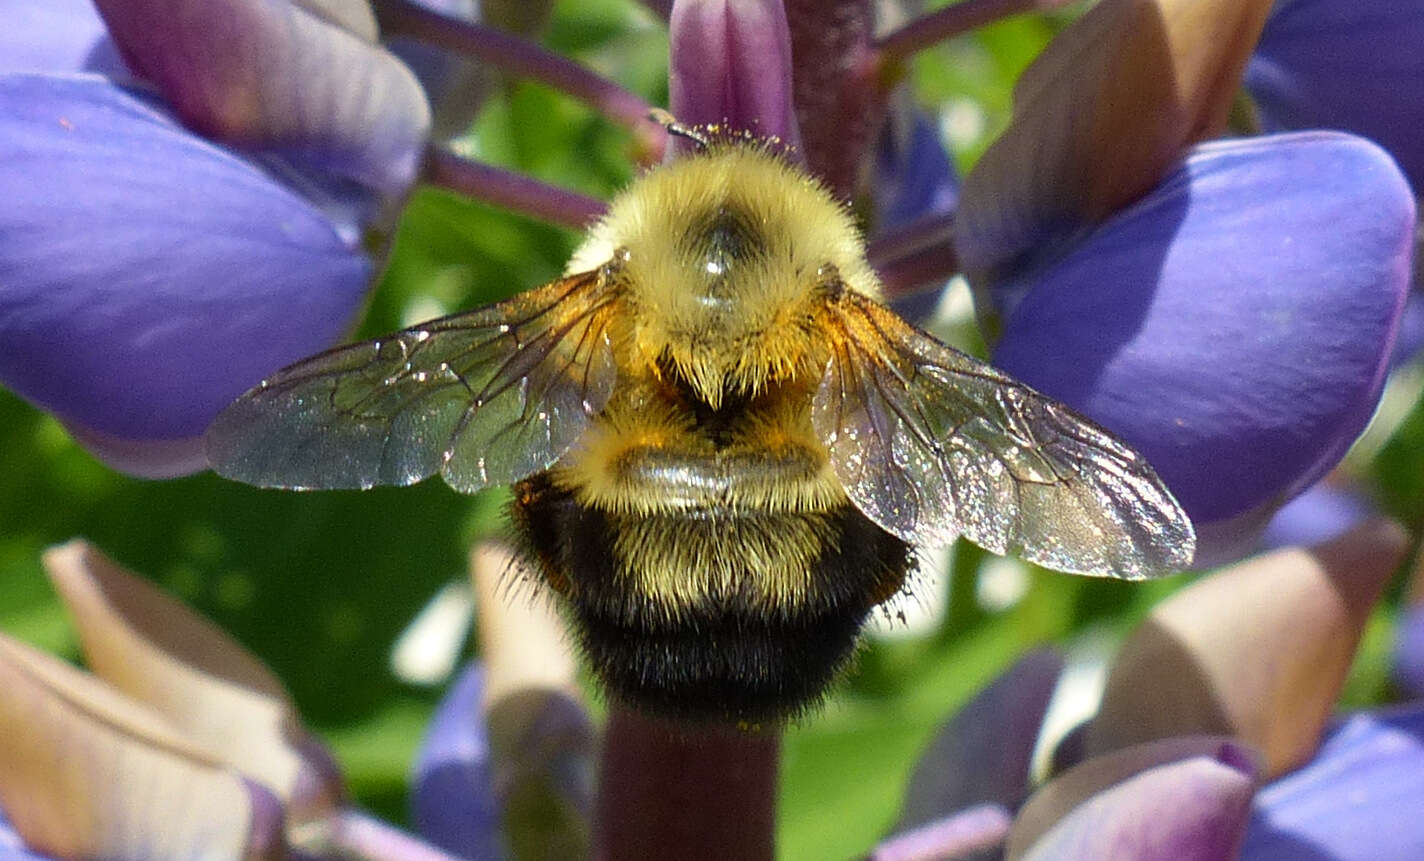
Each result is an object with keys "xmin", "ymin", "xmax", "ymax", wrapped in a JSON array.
[{"xmin": 649, "ymin": 108, "xmax": 711, "ymax": 150}]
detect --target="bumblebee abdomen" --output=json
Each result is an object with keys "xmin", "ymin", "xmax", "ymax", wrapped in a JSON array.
[{"xmin": 510, "ymin": 473, "xmax": 913, "ymax": 723}]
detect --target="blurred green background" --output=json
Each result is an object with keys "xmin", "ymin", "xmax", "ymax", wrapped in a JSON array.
[{"xmin": 2, "ymin": 1, "xmax": 1419, "ymax": 858}]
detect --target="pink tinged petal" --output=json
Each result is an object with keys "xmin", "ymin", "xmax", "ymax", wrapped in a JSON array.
[
  {"xmin": 1241, "ymin": 706, "xmax": 1424, "ymax": 861},
  {"xmin": 991, "ymin": 134, "xmax": 1415, "ymax": 532},
  {"xmin": 5, "ymin": 0, "xmax": 127, "ymax": 78},
  {"xmin": 0, "ymin": 634, "xmax": 286, "ymax": 861},
  {"xmin": 1086, "ymin": 519, "xmax": 1407, "ymax": 779},
  {"xmin": 93, "ymin": 0, "xmax": 430, "ymax": 196},
  {"xmin": 870, "ymin": 804, "xmax": 1011, "ymax": 861},
  {"xmin": 957, "ymin": 0, "xmax": 1274, "ymax": 281},
  {"xmin": 1247, "ymin": 0, "xmax": 1424, "ymax": 191},
  {"xmin": 1008, "ymin": 738, "xmax": 1258, "ymax": 861},
  {"xmin": 897, "ymin": 650, "xmax": 1064, "ymax": 829},
  {"xmin": 0, "ymin": 74, "xmax": 370, "ymax": 446},
  {"xmin": 42, "ymin": 540, "xmax": 343, "ymax": 822},
  {"xmin": 668, "ymin": 0, "xmax": 802, "ymax": 151}
]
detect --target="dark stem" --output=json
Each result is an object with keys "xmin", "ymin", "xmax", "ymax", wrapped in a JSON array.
[
  {"xmin": 375, "ymin": 0, "xmax": 667, "ymax": 160},
  {"xmin": 868, "ymin": 213, "xmax": 960, "ymax": 299},
  {"xmin": 875, "ymin": 0, "xmax": 1075, "ymax": 65},
  {"xmin": 423, "ymin": 146, "xmax": 608, "ymax": 230},
  {"xmin": 783, "ymin": 0, "xmax": 882, "ymax": 199},
  {"xmin": 593, "ymin": 706, "xmax": 781, "ymax": 861}
]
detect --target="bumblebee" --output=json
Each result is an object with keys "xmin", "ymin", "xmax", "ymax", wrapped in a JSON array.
[{"xmin": 206, "ymin": 138, "xmax": 1194, "ymax": 723}]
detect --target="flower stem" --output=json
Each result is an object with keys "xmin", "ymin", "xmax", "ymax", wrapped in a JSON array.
[
  {"xmin": 375, "ymin": 0, "xmax": 667, "ymax": 160},
  {"xmin": 593, "ymin": 706, "xmax": 781, "ymax": 861},
  {"xmin": 876, "ymin": 0, "xmax": 1075, "ymax": 65},
  {"xmin": 784, "ymin": 0, "xmax": 881, "ymax": 198},
  {"xmin": 868, "ymin": 213, "xmax": 960, "ymax": 299},
  {"xmin": 322, "ymin": 809, "xmax": 472, "ymax": 861},
  {"xmin": 423, "ymin": 146, "xmax": 607, "ymax": 230}
]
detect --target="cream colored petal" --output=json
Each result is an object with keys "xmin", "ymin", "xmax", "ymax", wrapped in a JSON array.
[
  {"xmin": 957, "ymin": 0, "xmax": 1274, "ymax": 279},
  {"xmin": 0, "ymin": 634, "xmax": 275, "ymax": 860},
  {"xmin": 471, "ymin": 542, "xmax": 580, "ymax": 709},
  {"xmin": 295, "ymin": 0, "xmax": 379, "ymax": 42},
  {"xmin": 1086, "ymin": 519, "xmax": 1406, "ymax": 778},
  {"xmin": 470, "ymin": 542, "xmax": 594, "ymax": 860},
  {"xmin": 42, "ymin": 540, "xmax": 339, "ymax": 817}
]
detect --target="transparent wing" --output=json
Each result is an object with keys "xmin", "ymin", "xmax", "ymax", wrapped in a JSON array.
[
  {"xmin": 206, "ymin": 270, "xmax": 618, "ymax": 493},
  {"xmin": 813, "ymin": 292, "xmax": 1194, "ymax": 579}
]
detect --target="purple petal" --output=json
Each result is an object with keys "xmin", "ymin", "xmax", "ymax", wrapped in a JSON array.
[
  {"xmin": 992, "ymin": 133, "xmax": 1413, "ymax": 535},
  {"xmin": 1247, "ymin": 0, "xmax": 1424, "ymax": 191},
  {"xmin": 1012, "ymin": 740, "xmax": 1258, "ymax": 861},
  {"xmin": 1259, "ymin": 481, "xmax": 1372, "ymax": 551},
  {"xmin": 411, "ymin": 663, "xmax": 500, "ymax": 860},
  {"xmin": 5, "ymin": 0, "xmax": 127, "ymax": 79},
  {"xmin": 898, "ymin": 650, "xmax": 1063, "ymax": 828},
  {"xmin": 92, "ymin": 0, "xmax": 429, "ymax": 196},
  {"xmin": 0, "ymin": 74, "xmax": 370, "ymax": 447},
  {"xmin": 1392, "ymin": 606, "xmax": 1424, "ymax": 701},
  {"xmin": 668, "ymin": 0, "xmax": 802, "ymax": 150},
  {"xmin": 1241, "ymin": 706, "xmax": 1424, "ymax": 860},
  {"xmin": 871, "ymin": 804, "xmax": 1011, "ymax": 861},
  {"xmin": 872, "ymin": 105, "xmax": 959, "ymax": 233}
]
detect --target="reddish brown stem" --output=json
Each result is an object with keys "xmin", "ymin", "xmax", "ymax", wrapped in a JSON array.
[
  {"xmin": 593, "ymin": 707, "xmax": 781, "ymax": 861},
  {"xmin": 376, "ymin": 0, "xmax": 667, "ymax": 160},
  {"xmin": 875, "ymin": 0, "xmax": 1076, "ymax": 65},
  {"xmin": 869, "ymin": 213, "xmax": 960, "ymax": 299},
  {"xmin": 423, "ymin": 146, "xmax": 607, "ymax": 230}
]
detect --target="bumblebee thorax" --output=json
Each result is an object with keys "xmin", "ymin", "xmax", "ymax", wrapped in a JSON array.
[{"xmin": 566, "ymin": 145, "xmax": 882, "ymax": 406}]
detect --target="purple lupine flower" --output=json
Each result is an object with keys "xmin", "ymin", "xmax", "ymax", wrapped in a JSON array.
[
  {"xmin": 954, "ymin": 0, "xmax": 1414, "ymax": 562},
  {"xmin": 872, "ymin": 519, "xmax": 1420, "ymax": 860},
  {"xmin": 0, "ymin": 0, "xmax": 430, "ymax": 477}
]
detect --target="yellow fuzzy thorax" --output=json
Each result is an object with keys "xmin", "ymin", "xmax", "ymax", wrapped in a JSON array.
[{"xmin": 567, "ymin": 144, "xmax": 883, "ymax": 407}]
